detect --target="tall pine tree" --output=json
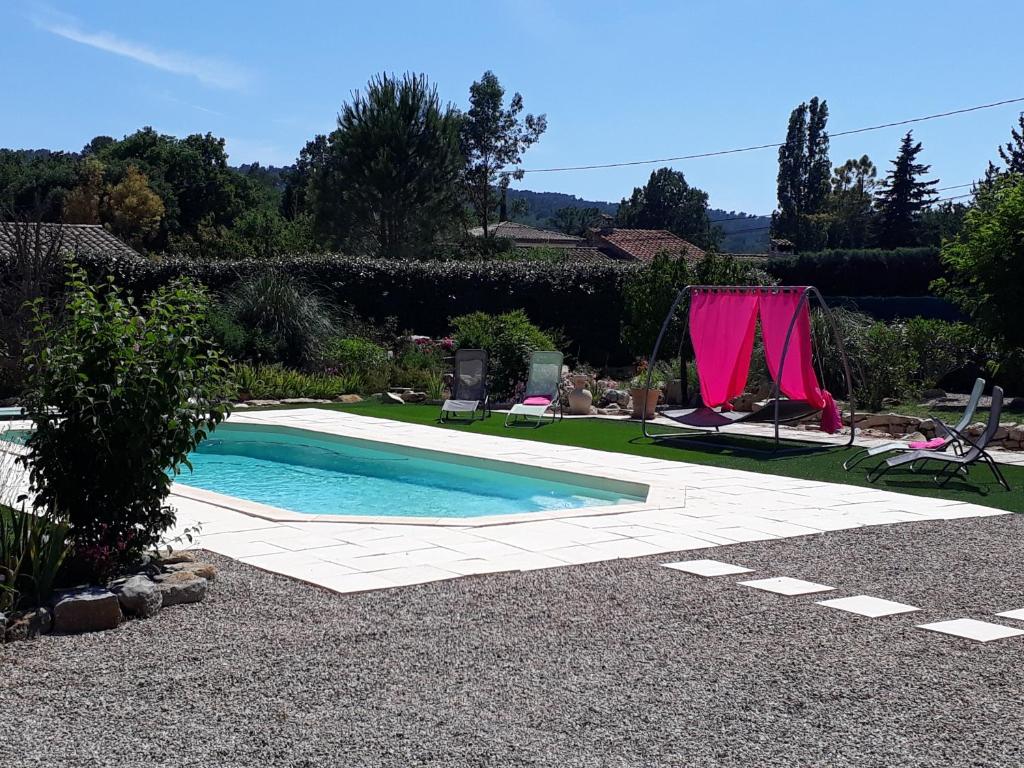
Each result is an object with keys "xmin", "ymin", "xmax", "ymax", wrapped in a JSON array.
[
  {"xmin": 874, "ymin": 131, "xmax": 938, "ymax": 248},
  {"xmin": 771, "ymin": 97, "xmax": 830, "ymax": 249}
]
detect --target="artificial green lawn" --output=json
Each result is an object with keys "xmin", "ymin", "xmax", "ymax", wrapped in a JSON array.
[{"xmin": 248, "ymin": 402, "xmax": 1023, "ymax": 513}]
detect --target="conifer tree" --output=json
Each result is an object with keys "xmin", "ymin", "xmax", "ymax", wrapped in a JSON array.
[
  {"xmin": 771, "ymin": 97, "xmax": 830, "ymax": 248},
  {"xmin": 873, "ymin": 131, "xmax": 938, "ymax": 248}
]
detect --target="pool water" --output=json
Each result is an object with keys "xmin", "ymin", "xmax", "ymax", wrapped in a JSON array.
[
  {"xmin": 0, "ymin": 428, "xmax": 29, "ymax": 445},
  {"xmin": 178, "ymin": 425, "xmax": 645, "ymax": 518}
]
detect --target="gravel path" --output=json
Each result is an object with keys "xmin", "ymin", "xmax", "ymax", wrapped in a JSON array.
[{"xmin": 4, "ymin": 515, "xmax": 1024, "ymax": 767}]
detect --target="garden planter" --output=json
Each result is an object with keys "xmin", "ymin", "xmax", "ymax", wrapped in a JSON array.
[
  {"xmin": 567, "ymin": 375, "xmax": 593, "ymax": 415},
  {"xmin": 629, "ymin": 387, "xmax": 660, "ymax": 419}
]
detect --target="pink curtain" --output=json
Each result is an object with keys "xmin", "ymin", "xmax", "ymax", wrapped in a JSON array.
[
  {"xmin": 758, "ymin": 290, "xmax": 842, "ymax": 433},
  {"xmin": 688, "ymin": 289, "xmax": 760, "ymax": 409}
]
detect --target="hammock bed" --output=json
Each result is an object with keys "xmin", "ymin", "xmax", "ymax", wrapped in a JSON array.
[{"xmin": 640, "ymin": 285, "xmax": 857, "ymax": 453}]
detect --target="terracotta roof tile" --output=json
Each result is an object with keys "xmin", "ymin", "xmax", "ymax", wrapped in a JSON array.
[
  {"xmin": 588, "ymin": 228, "xmax": 704, "ymax": 262},
  {"xmin": 0, "ymin": 223, "xmax": 140, "ymax": 260}
]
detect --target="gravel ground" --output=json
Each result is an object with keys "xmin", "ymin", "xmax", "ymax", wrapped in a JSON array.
[{"xmin": 4, "ymin": 515, "xmax": 1024, "ymax": 768}]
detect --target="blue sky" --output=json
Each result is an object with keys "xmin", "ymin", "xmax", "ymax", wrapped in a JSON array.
[{"xmin": 2, "ymin": 1, "xmax": 1022, "ymax": 214}]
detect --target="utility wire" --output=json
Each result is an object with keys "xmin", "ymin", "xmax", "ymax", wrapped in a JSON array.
[{"xmin": 520, "ymin": 96, "xmax": 1024, "ymax": 173}]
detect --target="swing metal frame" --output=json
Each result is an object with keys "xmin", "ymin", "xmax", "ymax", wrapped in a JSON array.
[{"xmin": 640, "ymin": 285, "xmax": 857, "ymax": 454}]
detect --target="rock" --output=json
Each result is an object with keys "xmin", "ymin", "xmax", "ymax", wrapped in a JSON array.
[
  {"xmin": 155, "ymin": 572, "xmax": 208, "ymax": 607},
  {"xmin": 111, "ymin": 575, "xmax": 163, "ymax": 619},
  {"xmin": 52, "ymin": 588, "xmax": 122, "ymax": 634},
  {"xmin": 281, "ymin": 397, "xmax": 330, "ymax": 404},
  {"xmin": 905, "ymin": 431, "xmax": 927, "ymax": 443},
  {"xmin": 335, "ymin": 394, "xmax": 362, "ymax": 404},
  {"xmin": 166, "ymin": 561, "xmax": 217, "ymax": 581},
  {"xmin": 922, "ymin": 388, "xmax": 947, "ymax": 400},
  {"xmin": 246, "ymin": 399, "xmax": 281, "ymax": 407},
  {"xmin": 380, "ymin": 392, "xmax": 404, "ymax": 405},
  {"xmin": 402, "ymin": 391, "xmax": 428, "ymax": 404},
  {"xmin": 600, "ymin": 389, "xmax": 629, "ymax": 407},
  {"xmin": 3, "ymin": 608, "xmax": 51, "ymax": 642},
  {"xmin": 881, "ymin": 398, "xmax": 901, "ymax": 408},
  {"xmin": 158, "ymin": 550, "xmax": 196, "ymax": 565},
  {"xmin": 389, "ymin": 387, "xmax": 413, "ymax": 395},
  {"xmin": 729, "ymin": 392, "xmax": 759, "ymax": 412}
]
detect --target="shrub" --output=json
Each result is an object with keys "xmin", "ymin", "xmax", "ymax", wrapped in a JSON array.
[
  {"xmin": 66, "ymin": 252, "xmax": 635, "ymax": 364},
  {"xmin": 232, "ymin": 363, "xmax": 363, "ymax": 400},
  {"xmin": 224, "ymin": 272, "xmax": 334, "ymax": 368},
  {"xmin": 0, "ymin": 503, "xmax": 70, "ymax": 611},
  {"xmin": 20, "ymin": 266, "xmax": 232, "ymax": 579},
  {"xmin": 766, "ymin": 247, "xmax": 942, "ymax": 297},
  {"xmin": 321, "ymin": 337, "xmax": 389, "ymax": 374},
  {"xmin": 450, "ymin": 310, "xmax": 556, "ymax": 399}
]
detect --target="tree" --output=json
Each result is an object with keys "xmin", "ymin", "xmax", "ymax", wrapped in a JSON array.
[
  {"xmin": 997, "ymin": 112, "xmax": 1024, "ymax": 174},
  {"xmin": 62, "ymin": 157, "xmax": 105, "ymax": 224},
  {"xmin": 106, "ymin": 165, "xmax": 165, "ymax": 246},
  {"xmin": 461, "ymin": 71, "xmax": 546, "ymax": 237},
  {"xmin": 874, "ymin": 131, "xmax": 938, "ymax": 248},
  {"xmin": 934, "ymin": 173, "xmax": 1024, "ymax": 350},
  {"xmin": 548, "ymin": 205, "xmax": 601, "ymax": 235},
  {"xmin": 772, "ymin": 97, "xmax": 831, "ymax": 249},
  {"xmin": 281, "ymin": 134, "xmax": 329, "ymax": 221},
  {"xmin": 828, "ymin": 155, "xmax": 877, "ymax": 247},
  {"xmin": 309, "ymin": 73, "xmax": 464, "ymax": 258},
  {"xmin": 616, "ymin": 167, "xmax": 720, "ymax": 249}
]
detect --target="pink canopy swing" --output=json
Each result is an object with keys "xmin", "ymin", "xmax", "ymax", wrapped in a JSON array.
[{"xmin": 640, "ymin": 285, "xmax": 856, "ymax": 453}]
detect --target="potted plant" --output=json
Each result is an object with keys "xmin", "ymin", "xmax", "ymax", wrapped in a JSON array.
[{"xmin": 628, "ymin": 362, "xmax": 663, "ymax": 419}]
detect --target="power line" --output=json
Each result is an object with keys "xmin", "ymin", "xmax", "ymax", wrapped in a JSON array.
[{"xmin": 520, "ymin": 96, "xmax": 1024, "ymax": 174}]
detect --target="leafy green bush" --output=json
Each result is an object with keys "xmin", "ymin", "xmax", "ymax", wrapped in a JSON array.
[
  {"xmin": 902, "ymin": 318, "xmax": 980, "ymax": 390},
  {"xmin": 224, "ymin": 272, "xmax": 334, "ymax": 368},
  {"xmin": 321, "ymin": 337, "xmax": 389, "ymax": 374},
  {"xmin": 0, "ymin": 503, "xmax": 70, "ymax": 611},
  {"xmin": 767, "ymin": 247, "xmax": 942, "ymax": 297},
  {"xmin": 67, "ymin": 252, "xmax": 634, "ymax": 364},
  {"xmin": 20, "ymin": 266, "xmax": 232, "ymax": 579},
  {"xmin": 450, "ymin": 310, "xmax": 556, "ymax": 399},
  {"xmin": 232, "ymin": 363, "xmax": 363, "ymax": 400}
]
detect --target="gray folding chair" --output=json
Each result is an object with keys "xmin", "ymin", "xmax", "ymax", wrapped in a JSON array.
[
  {"xmin": 867, "ymin": 385, "xmax": 1011, "ymax": 490},
  {"xmin": 504, "ymin": 351, "xmax": 564, "ymax": 428},
  {"xmin": 439, "ymin": 349, "xmax": 489, "ymax": 422},
  {"xmin": 844, "ymin": 378, "xmax": 985, "ymax": 471}
]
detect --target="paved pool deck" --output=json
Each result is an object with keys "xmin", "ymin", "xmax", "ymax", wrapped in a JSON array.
[{"xmin": 167, "ymin": 409, "xmax": 1007, "ymax": 594}]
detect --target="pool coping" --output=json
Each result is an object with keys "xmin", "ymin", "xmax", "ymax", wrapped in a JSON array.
[{"xmin": 169, "ymin": 413, "xmax": 687, "ymax": 527}]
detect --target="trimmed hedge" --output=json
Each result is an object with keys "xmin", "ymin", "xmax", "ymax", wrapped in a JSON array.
[
  {"xmin": 69, "ymin": 252, "xmax": 639, "ymax": 364},
  {"xmin": 765, "ymin": 247, "xmax": 942, "ymax": 296}
]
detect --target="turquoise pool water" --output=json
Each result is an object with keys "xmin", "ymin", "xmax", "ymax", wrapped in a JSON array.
[
  {"xmin": 0, "ymin": 428, "xmax": 29, "ymax": 445},
  {"xmin": 178, "ymin": 425, "xmax": 645, "ymax": 518}
]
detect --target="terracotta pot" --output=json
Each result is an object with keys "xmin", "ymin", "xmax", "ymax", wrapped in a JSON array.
[{"xmin": 629, "ymin": 387, "xmax": 660, "ymax": 419}]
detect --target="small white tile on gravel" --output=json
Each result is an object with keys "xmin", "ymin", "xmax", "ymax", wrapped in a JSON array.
[
  {"xmin": 816, "ymin": 595, "xmax": 919, "ymax": 617},
  {"xmin": 917, "ymin": 619, "xmax": 1024, "ymax": 643},
  {"xmin": 995, "ymin": 608, "xmax": 1024, "ymax": 621},
  {"xmin": 738, "ymin": 577, "xmax": 835, "ymax": 596},
  {"xmin": 661, "ymin": 559, "xmax": 753, "ymax": 577}
]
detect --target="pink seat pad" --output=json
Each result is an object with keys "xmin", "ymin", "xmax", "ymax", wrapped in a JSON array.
[
  {"xmin": 909, "ymin": 437, "xmax": 947, "ymax": 450},
  {"xmin": 523, "ymin": 396, "xmax": 552, "ymax": 406}
]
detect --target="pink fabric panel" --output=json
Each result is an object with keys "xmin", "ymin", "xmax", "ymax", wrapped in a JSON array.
[
  {"xmin": 688, "ymin": 289, "xmax": 760, "ymax": 408},
  {"xmin": 909, "ymin": 437, "xmax": 948, "ymax": 450},
  {"xmin": 758, "ymin": 290, "xmax": 842, "ymax": 433},
  {"xmin": 523, "ymin": 396, "xmax": 551, "ymax": 406}
]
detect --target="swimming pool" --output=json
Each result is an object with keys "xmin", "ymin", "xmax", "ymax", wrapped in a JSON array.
[{"xmin": 177, "ymin": 424, "xmax": 646, "ymax": 518}]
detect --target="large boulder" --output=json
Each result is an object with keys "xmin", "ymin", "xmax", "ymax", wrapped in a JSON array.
[
  {"xmin": 155, "ymin": 572, "xmax": 208, "ymax": 607},
  {"xmin": 52, "ymin": 588, "xmax": 122, "ymax": 634},
  {"xmin": 158, "ymin": 550, "xmax": 196, "ymax": 566},
  {"xmin": 402, "ymin": 391, "xmax": 428, "ymax": 403},
  {"xmin": 335, "ymin": 394, "xmax": 362, "ymax": 404},
  {"xmin": 380, "ymin": 392, "xmax": 404, "ymax": 405},
  {"xmin": 111, "ymin": 575, "xmax": 163, "ymax": 619}
]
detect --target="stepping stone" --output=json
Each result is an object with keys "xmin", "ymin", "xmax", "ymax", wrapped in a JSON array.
[
  {"xmin": 817, "ymin": 595, "xmax": 919, "ymax": 618},
  {"xmin": 995, "ymin": 608, "xmax": 1024, "ymax": 621},
  {"xmin": 917, "ymin": 619, "xmax": 1024, "ymax": 643},
  {"xmin": 661, "ymin": 559, "xmax": 752, "ymax": 577},
  {"xmin": 738, "ymin": 577, "xmax": 834, "ymax": 596}
]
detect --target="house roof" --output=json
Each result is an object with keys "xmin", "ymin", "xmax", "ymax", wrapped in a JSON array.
[
  {"xmin": 467, "ymin": 221, "xmax": 582, "ymax": 246},
  {"xmin": 588, "ymin": 228, "xmax": 705, "ymax": 263},
  {"xmin": 0, "ymin": 223, "xmax": 140, "ymax": 260}
]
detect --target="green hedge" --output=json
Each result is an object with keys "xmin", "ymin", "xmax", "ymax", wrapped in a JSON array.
[
  {"xmin": 69, "ymin": 252, "xmax": 639, "ymax": 364},
  {"xmin": 765, "ymin": 247, "xmax": 942, "ymax": 296}
]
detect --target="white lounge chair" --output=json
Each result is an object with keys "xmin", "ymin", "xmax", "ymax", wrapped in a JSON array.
[{"xmin": 504, "ymin": 351, "xmax": 564, "ymax": 428}]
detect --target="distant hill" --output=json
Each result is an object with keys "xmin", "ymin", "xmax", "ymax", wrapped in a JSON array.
[{"xmin": 507, "ymin": 188, "xmax": 771, "ymax": 253}]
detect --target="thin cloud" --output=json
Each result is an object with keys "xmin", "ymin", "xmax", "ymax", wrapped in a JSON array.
[{"xmin": 35, "ymin": 14, "xmax": 250, "ymax": 90}]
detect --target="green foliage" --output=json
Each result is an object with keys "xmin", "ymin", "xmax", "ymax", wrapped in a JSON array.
[
  {"xmin": 224, "ymin": 272, "xmax": 334, "ymax": 368},
  {"xmin": 0, "ymin": 503, "xmax": 70, "ymax": 611},
  {"xmin": 450, "ymin": 310, "xmax": 556, "ymax": 399},
  {"xmin": 547, "ymin": 206, "xmax": 603, "ymax": 236},
  {"xmin": 461, "ymin": 71, "xmax": 547, "ymax": 235},
  {"xmin": 308, "ymin": 73, "xmax": 465, "ymax": 257},
  {"xmin": 766, "ymin": 247, "xmax": 941, "ymax": 296},
  {"xmin": 622, "ymin": 251, "xmax": 771, "ymax": 358},
  {"xmin": 935, "ymin": 174, "xmax": 1024, "ymax": 350},
  {"xmin": 616, "ymin": 167, "xmax": 720, "ymax": 250},
  {"xmin": 232, "ymin": 363, "xmax": 363, "ymax": 400},
  {"xmin": 773, "ymin": 97, "xmax": 832, "ymax": 249},
  {"xmin": 321, "ymin": 337, "xmax": 389, "ymax": 375},
  {"xmin": 873, "ymin": 131, "xmax": 939, "ymax": 248},
  {"xmin": 20, "ymin": 265, "xmax": 231, "ymax": 579}
]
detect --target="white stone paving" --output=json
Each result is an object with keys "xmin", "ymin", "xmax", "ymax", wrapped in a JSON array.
[
  {"xmin": 163, "ymin": 408, "xmax": 1009, "ymax": 594},
  {"xmin": 816, "ymin": 595, "xmax": 920, "ymax": 618},
  {"xmin": 738, "ymin": 577, "xmax": 836, "ymax": 596},
  {"xmin": 917, "ymin": 619, "xmax": 1024, "ymax": 643}
]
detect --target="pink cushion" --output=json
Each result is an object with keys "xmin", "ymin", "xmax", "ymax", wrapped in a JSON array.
[
  {"xmin": 909, "ymin": 437, "xmax": 947, "ymax": 450},
  {"xmin": 523, "ymin": 396, "xmax": 551, "ymax": 406}
]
